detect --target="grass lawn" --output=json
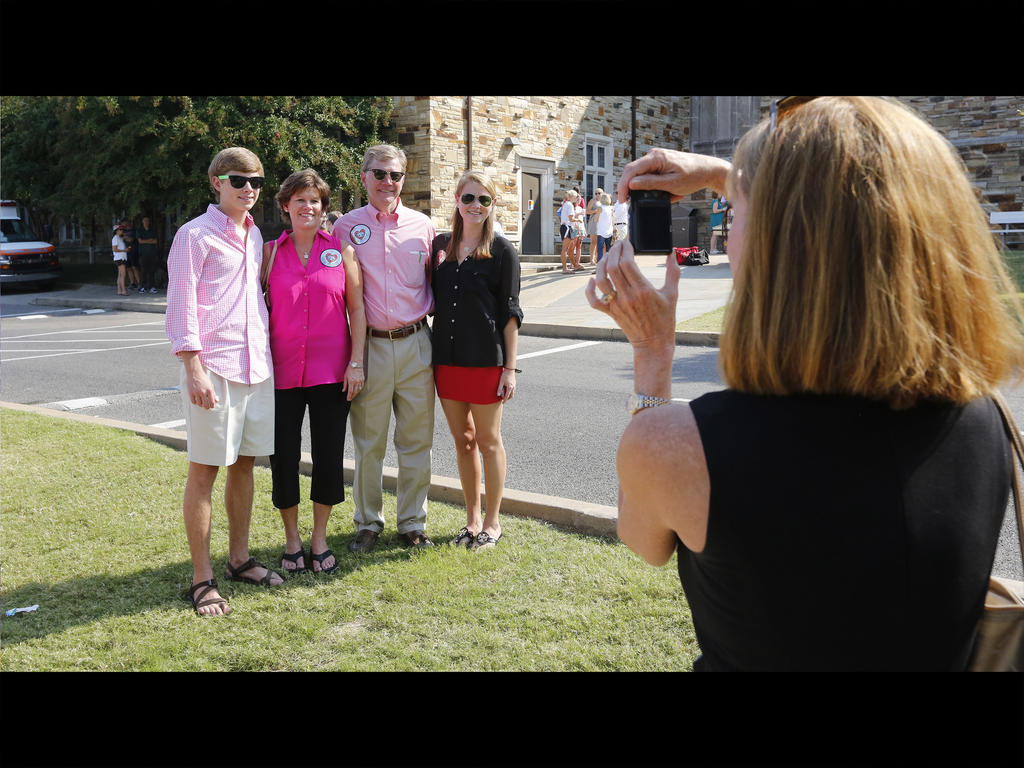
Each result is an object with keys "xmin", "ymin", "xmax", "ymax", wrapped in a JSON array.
[
  {"xmin": 0, "ymin": 409, "xmax": 697, "ymax": 671},
  {"xmin": 677, "ymin": 304, "xmax": 726, "ymax": 333}
]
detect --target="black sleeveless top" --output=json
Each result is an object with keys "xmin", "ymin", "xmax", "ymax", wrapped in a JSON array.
[{"xmin": 684, "ymin": 391, "xmax": 1010, "ymax": 671}]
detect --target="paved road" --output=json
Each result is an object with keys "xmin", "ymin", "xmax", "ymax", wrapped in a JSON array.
[{"xmin": 0, "ymin": 298, "xmax": 723, "ymax": 508}]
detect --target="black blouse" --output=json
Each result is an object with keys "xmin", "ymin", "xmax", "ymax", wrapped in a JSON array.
[{"xmin": 431, "ymin": 233, "xmax": 524, "ymax": 367}]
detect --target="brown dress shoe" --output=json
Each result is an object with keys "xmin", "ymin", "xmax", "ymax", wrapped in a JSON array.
[
  {"xmin": 348, "ymin": 529, "xmax": 380, "ymax": 553},
  {"xmin": 399, "ymin": 530, "xmax": 434, "ymax": 548}
]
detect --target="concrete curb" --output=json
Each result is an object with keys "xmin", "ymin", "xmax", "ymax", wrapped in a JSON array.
[
  {"xmin": 33, "ymin": 295, "xmax": 721, "ymax": 347},
  {"xmin": 35, "ymin": 294, "xmax": 168, "ymax": 315},
  {"xmin": 521, "ymin": 321, "xmax": 719, "ymax": 347},
  {"xmin": 1, "ymin": 400, "xmax": 619, "ymax": 540}
]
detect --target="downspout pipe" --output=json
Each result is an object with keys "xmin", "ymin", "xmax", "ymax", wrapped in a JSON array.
[
  {"xmin": 466, "ymin": 96, "xmax": 473, "ymax": 171},
  {"xmin": 631, "ymin": 96, "xmax": 637, "ymax": 162}
]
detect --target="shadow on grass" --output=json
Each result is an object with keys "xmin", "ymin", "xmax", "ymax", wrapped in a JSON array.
[{"xmin": 0, "ymin": 532, "xmax": 422, "ymax": 645}]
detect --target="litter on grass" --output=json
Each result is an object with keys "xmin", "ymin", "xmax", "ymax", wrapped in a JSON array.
[{"xmin": 4, "ymin": 605, "xmax": 39, "ymax": 617}]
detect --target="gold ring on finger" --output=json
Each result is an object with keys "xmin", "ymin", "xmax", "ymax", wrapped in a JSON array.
[{"xmin": 600, "ymin": 289, "xmax": 618, "ymax": 304}]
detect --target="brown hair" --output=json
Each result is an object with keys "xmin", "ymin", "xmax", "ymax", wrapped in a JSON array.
[
  {"xmin": 274, "ymin": 169, "xmax": 331, "ymax": 224},
  {"xmin": 207, "ymin": 147, "xmax": 264, "ymax": 199},
  {"xmin": 720, "ymin": 96, "xmax": 1024, "ymax": 407},
  {"xmin": 445, "ymin": 170, "xmax": 497, "ymax": 262}
]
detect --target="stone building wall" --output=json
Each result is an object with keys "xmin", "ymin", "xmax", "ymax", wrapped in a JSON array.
[
  {"xmin": 391, "ymin": 96, "xmax": 690, "ymax": 248},
  {"xmin": 388, "ymin": 96, "xmax": 1023, "ymax": 253},
  {"xmin": 899, "ymin": 96, "xmax": 1024, "ymax": 215}
]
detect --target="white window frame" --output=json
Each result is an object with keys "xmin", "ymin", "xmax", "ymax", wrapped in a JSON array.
[{"xmin": 584, "ymin": 133, "xmax": 613, "ymax": 201}]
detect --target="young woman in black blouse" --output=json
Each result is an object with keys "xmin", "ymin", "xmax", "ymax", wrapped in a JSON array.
[{"xmin": 431, "ymin": 171, "xmax": 524, "ymax": 550}]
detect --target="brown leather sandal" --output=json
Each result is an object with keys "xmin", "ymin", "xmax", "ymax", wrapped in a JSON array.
[
  {"xmin": 225, "ymin": 557, "xmax": 283, "ymax": 586},
  {"xmin": 184, "ymin": 578, "xmax": 229, "ymax": 616}
]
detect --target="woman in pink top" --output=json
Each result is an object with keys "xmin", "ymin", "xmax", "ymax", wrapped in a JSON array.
[{"xmin": 264, "ymin": 169, "xmax": 366, "ymax": 576}]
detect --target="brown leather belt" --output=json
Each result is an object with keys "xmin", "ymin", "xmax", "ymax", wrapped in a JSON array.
[{"xmin": 368, "ymin": 317, "xmax": 427, "ymax": 340}]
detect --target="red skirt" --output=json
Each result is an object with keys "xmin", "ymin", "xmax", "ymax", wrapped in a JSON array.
[{"xmin": 434, "ymin": 364, "xmax": 503, "ymax": 404}]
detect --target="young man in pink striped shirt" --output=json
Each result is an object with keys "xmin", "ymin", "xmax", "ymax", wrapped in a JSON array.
[
  {"xmin": 332, "ymin": 144, "xmax": 437, "ymax": 552},
  {"xmin": 165, "ymin": 147, "xmax": 283, "ymax": 616}
]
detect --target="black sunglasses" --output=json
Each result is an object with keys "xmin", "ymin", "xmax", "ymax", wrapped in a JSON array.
[
  {"xmin": 768, "ymin": 96, "xmax": 820, "ymax": 134},
  {"xmin": 217, "ymin": 174, "xmax": 265, "ymax": 189},
  {"xmin": 368, "ymin": 169, "xmax": 405, "ymax": 182},
  {"xmin": 460, "ymin": 193, "xmax": 492, "ymax": 207}
]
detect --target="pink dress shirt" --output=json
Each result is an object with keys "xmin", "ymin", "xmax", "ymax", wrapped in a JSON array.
[
  {"xmin": 333, "ymin": 200, "xmax": 435, "ymax": 330},
  {"xmin": 165, "ymin": 204, "xmax": 272, "ymax": 385},
  {"xmin": 267, "ymin": 229, "xmax": 352, "ymax": 390}
]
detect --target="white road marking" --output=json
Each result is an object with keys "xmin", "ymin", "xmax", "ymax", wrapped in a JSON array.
[
  {"xmin": 1, "ymin": 320, "xmax": 163, "ymax": 341},
  {"xmin": 2, "ymin": 308, "xmax": 82, "ymax": 319},
  {"xmin": 151, "ymin": 419, "xmax": 186, "ymax": 429},
  {"xmin": 1, "ymin": 340, "xmax": 169, "ymax": 362},
  {"xmin": 53, "ymin": 397, "xmax": 108, "ymax": 410},
  {"xmin": 83, "ymin": 309, "xmax": 106, "ymax": 314},
  {"xmin": 16, "ymin": 315, "xmax": 48, "ymax": 320},
  {"xmin": 517, "ymin": 341, "xmax": 602, "ymax": 360}
]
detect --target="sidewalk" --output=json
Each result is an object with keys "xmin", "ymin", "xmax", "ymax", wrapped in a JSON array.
[
  {"xmin": 35, "ymin": 252, "xmax": 733, "ymax": 344},
  {"xmin": 23, "ymin": 254, "xmax": 732, "ymax": 539}
]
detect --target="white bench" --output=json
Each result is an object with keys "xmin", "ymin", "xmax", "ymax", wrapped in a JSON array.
[{"xmin": 991, "ymin": 211, "xmax": 1024, "ymax": 247}]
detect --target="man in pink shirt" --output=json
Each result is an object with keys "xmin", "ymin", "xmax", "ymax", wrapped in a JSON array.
[
  {"xmin": 165, "ymin": 146, "xmax": 283, "ymax": 617},
  {"xmin": 333, "ymin": 144, "xmax": 437, "ymax": 552}
]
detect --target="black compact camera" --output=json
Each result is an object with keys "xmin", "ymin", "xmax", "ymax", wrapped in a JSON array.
[{"xmin": 627, "ymin": 189, "xmax": 673, "ymax": 255}]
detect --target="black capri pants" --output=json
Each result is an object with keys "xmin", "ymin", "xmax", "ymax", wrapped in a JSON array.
[{"xmin": 269, "ymin": 382, "xmax": 350, "ymax": 510}]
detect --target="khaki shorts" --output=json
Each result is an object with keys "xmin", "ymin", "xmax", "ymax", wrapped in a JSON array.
[{"xmin": 180, "ymin": 365, "xmax": 275, "ymax": 466}]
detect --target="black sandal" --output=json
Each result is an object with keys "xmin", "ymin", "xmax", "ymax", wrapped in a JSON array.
[
  {"xmin": 225, "ymin": 557, "xmax": 283, "ymax": 586},
  {"xmin": 183, "ymin": 578, "xmax": 229, "ymax": 616},
  {"xmin": 310, "ymin": 549, "xmax": 338, "ymax": 574},
  {"xmin": 281, "ymin": 549, "xmax": 308, "ymax": 576},
  {"xmin": 470, "ymin": 531, "xmax": 503, "ymax": 550},
  {"xmin": 450, "ymin": 526, "xmax": 477, "ymax": 548}
]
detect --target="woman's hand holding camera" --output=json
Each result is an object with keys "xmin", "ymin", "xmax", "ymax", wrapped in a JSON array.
[{"xmin": 616, "ymin": 148, "xmax": 732, "ymax": 204}]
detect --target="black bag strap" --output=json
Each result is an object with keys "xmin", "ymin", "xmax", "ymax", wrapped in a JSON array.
[{"xmin": 992, "ymin": 390, "xmax": 1024, "ymax": 567}]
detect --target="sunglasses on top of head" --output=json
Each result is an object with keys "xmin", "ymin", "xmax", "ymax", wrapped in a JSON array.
[
  {"xmin": 368, "ymin": 169, "xmax": 406, "ymax": 182},
  {"xmin": 460, "ymin": 193, "xmax": 492, "ymax": 207},
  {"xmin": 217, "ymin": 174, "xmax": 265, "ymax": 189},
  {"xmin": 768, "ymin": 96, "xmax": 821, "ymax": 134}
]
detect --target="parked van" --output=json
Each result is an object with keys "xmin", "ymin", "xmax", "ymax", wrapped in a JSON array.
[{"xmin": 1, "ymin": 200, "xmax": 60, "ymax": 290}]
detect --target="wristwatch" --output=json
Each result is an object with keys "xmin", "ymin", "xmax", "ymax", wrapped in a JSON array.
[
  {"xmin": 627, "ymin": 393, "xmax": 672, "ymax": 416},
  {"xmin": 349, "ymin": 361, "xmax": 362, "ymax": 369}
]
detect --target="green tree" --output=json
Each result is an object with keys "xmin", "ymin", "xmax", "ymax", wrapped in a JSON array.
[{"xmin": 1, "ymin": 95, "xmax": 394, "ymax": 244}]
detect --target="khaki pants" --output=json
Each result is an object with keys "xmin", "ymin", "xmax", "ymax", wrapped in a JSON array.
[{"xmin": 349, "ymin": 326, "xmax": 434, "ymax": 534}]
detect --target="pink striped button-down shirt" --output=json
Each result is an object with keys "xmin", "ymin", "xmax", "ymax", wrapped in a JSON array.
[
  {"xmin": 267, "ymin": 229, "xmax": 351, "ymax": 389},
  {"xmin": 165, "ymin": 204, "xmax": 272, "ymax": 385},
  {"xmin": 333, "ymin": 200, "xmax": 435, "ymax": 330}
]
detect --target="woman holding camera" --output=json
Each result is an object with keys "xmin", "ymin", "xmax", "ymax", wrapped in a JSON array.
[
  {"xmin": 431, "ymin": 170, "xmax": 523, "ymax": 551},
  {"xmin": 589, "ymin": 97, "xmax": 1024, "ymax": 670},
  {"xmin": 265, "ymin": 169, "xmax": 366, "ymax": 575}
]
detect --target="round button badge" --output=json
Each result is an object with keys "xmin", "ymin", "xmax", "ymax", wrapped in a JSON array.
[
  {"xmin": 350, "ymin": 224, "xmax": 371, "ymax": 245},
  {"xmin": 320, "ymin": 248, "xmax": 343, "ymax": 267}
]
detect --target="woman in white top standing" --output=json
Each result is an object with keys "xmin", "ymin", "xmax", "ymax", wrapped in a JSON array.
[
  {"xmin": 112, "ymin": 224, "xmax": 129, "ymax": 296},
  {"xmin": 558, "ymin": 191, "xmax": 578, "ymax": 273},
  {"xmin": 570, "ymin": 193, "xmax": 587, "ymax": 271},
  {"xmin": 594, "ymin": 192, "xmax": 615, "ymax": 263},
  {"xmin": 586, "ymin": 188, "xmax": 604, "ymax": 265}
]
